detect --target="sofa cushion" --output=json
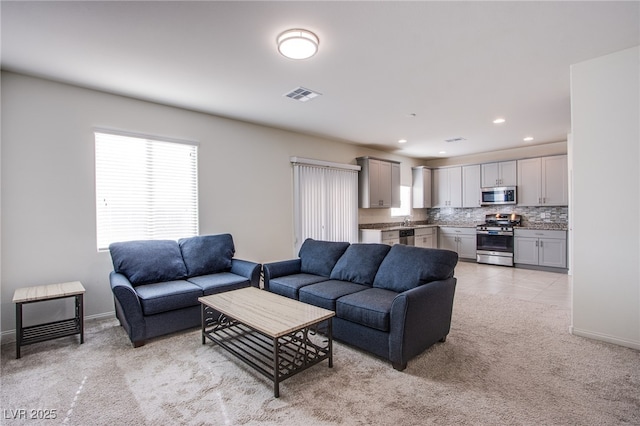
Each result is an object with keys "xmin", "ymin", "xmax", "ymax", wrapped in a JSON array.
[
  {"xmin": 373, "ymin": 245, "xmax": 458, "ymax": 293},
  {"xmin": 330, "ymin": 243, "xmax": 390, "ymax": 286},
  {"xmin": 336, "ymin": 288, "xmax": 398, "ymax": 332},
  {"xmin": 179, "ymin": 234, "xmax": 235, "ymax": 277},
  {"xmin": 109, "ymin": 240, "xmax": 187, "ymax": 286},
  {"xmin": 134, "ymin": 280, "xmax": 202, "ymax": 315},
  {"xmin": 268, "ymin": 273, "xmax": 330, "ymax": 299},
  {"xmin": 187, "ymin": 273, "xmax": 250, "ymax": 296},
  {"xmin": 299, "ymin": 280, "xmax": 369, "ymax": 311},
  {"xmin": 298, "ymin": 239, "xmax": 350, "ymax": 277}
]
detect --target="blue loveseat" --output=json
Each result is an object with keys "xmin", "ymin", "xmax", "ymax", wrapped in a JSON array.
[
  {"xmin": 263, "ymin": 239, "xmax": 458, "ymax": 370},
  {"xmin": 108, "ymin": 234, "xmax": 261, "ymax": 347}
]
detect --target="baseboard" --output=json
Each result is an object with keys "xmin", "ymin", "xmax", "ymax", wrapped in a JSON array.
[
  {"xmin": 1, "ymin": 311, "xmax": 116, "ymax": 345},
  {"xmin": 569, "ymin": 326, "xmax": 640, "ymax": 350}
]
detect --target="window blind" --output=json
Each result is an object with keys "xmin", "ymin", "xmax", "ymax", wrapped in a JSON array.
[
  {"xmin": 95, "ymin": 131, "xmax": 198, "ymax": 250},
  {"xmin": 292, "ymin": 159, "xmax": 359, "ymax": 254}
]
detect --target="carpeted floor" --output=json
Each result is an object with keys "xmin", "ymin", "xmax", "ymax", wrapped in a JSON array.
[{"xmin": 1, "ymin": 291, "xmax": 638, "ymax": 425}]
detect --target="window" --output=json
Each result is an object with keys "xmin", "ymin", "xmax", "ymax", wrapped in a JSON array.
[
  {"xmin": 291, "ymin": 158, "xmax": 360, "ymax": 254},
  {"xmin": 95, "ymin": 131, "xmax": 198, "ymax": 251},
  {"xmin": 391, "ymin": 185, "xmax": 411, "ymax": 217}
]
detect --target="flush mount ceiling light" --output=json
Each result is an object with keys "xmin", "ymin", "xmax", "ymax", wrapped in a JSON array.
[
  {"xmin": 277, "ymin": 29, "xmax": 319, "ymax": 59},
  {"xmin": 398, "ymin": 139, "xmax": 407, "ymax": 144},
  {"xmin": 493, "ymin": 118, "xmax": 506, "ymax": 124},
  {"xmin": 523, "ymin": 136, "xmax": 534, "ymax": 142}
]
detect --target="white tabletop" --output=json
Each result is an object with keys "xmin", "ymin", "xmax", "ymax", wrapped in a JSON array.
[{"xmin": 13, "ymin": 281, "xmax": 85, "ymax": 304}]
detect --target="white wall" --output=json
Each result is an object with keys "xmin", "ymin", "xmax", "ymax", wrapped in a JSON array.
[
  {"xmin": 0, "ymin": 72, "xmax": 429, "ymax": 335},
  {"xmin": 570, "ymin": 46, "xmax": 640, "ymax": 349}
]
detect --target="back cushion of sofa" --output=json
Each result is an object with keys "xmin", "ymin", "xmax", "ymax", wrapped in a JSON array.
[
  {"xmin": 109, "ymin": 240, "xmax": 188, "ymax": 286},
  {"xmin": 298, "ymin": 239, "xmax": 350, "ymax": 277},
  {"xmin": 373, "ymin": 245, "xmax": 458, "ymax": 293},
  {"xmin": 179, "ymin": 234, "xmax": 235, "ymax": 277},
  {"xmin": 330, "ymin": 243, "xmax": 391, "ymax": 286}
]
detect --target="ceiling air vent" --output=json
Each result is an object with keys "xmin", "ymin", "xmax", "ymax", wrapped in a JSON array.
[
  {"xmin": 284, "ymin": 87, "xmax": 322, "ymax": 102},
  {"xmin": 445, "ymin": 137, "xmax": 467, "ymax": 143}
]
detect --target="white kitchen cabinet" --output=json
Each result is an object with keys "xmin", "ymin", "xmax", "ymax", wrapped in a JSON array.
[
  {"xmin": 462, "ymin": 164, "xmax": 481, "ymax": 208},
  {"xmin": 481, "ymin": 161, "xmax": 517, "ymax": 187},
  {"xmin": 517, "ymin": 155, "xmax": 568, "ymax": 206},
  {"xmin": 412, "ymin": 166, "xmax": 431, "ymax": 208},
  {"xmin": 514, "ymin": 229, "xmax": 567, "ymax": 268},
  {"xmin": 438, "ymin": 227, "xmax": 476, "ymax": 259},
  {"xmin": 357, "ymin": 157, "xmax": 401, "ymax": 208},
  {"xmin": 432, "ymin": 167, "xmax": 462, "ymax": 208},
  {"xmin": 414, "ymin": 227, "xmax": 436, "ymax": 248},
  {"xmin": 359, "ymin": 229, "xmax": 400, "ymax": 246}
]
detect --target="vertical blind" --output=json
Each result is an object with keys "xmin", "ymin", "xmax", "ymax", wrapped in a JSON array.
[
  {"xmin": 292, "ymin": 159, "xmax": 359, "ymax": 253},
  {"xmin": 95, "ymin": 131, "xmax": 198, "ymax": 250}
]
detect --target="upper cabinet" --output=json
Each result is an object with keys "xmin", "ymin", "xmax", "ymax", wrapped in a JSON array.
[
  {"xmin": 432, "ymin": 167, "xmax": 462, "ymax": 208},
  {"xmin": 481, "ymin": 160, "xmax": 517, "ymax": 187},
  {"xmin": 462, "ymin": 164, "xmax": 481, "ymax": 208},
  {"xmin": 357, "ymin": 157, "xmax": 401, "ymax": 208},
  {"xmin": 517, "ymin": 155, "xmax": 568, "ymax": 206},
  {"xmin": 412, "ymin": 166, "xmax": 431, "ymax": 208}
]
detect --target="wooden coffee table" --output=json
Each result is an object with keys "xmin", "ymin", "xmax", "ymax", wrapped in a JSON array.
[{"xmin": 199, "ymin": 287, "xmax": 335, "ymax": 398}]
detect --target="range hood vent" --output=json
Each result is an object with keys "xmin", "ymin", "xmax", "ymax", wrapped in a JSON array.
[{"xmin": 284, "ymin": 87, "xmax": 322, "ymax": 102}]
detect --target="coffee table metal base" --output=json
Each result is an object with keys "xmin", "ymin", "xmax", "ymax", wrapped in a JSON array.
[{"xmin": 201, "ymin": 305, "xmax": 333, "ymax": 398}]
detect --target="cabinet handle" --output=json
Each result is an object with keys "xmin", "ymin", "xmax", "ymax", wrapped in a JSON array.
[
  {"xmin": 536, "ymin": 241, "xmax": 539, "ymax": 247},
  {"xmin": 543, "ymin": 197, "xmax": 546, "ymax": 204},
  {"xmin": 540, "ymin": 241, "xmax": 544, "ymax": 247}
]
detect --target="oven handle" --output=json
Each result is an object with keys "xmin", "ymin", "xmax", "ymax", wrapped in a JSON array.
[{"xmin": 476, "ymin": 230, "xmax": 514, "ymax": 236}]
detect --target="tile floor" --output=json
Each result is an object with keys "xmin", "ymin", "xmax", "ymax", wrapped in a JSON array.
[{"xmin": 454, "ymin": 261, "xmax": 572, "ymax": 310}]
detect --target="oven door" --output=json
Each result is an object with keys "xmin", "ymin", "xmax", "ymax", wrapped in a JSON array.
[{"xmin": 476, "ymin": 231, "xmax": 514, "ymax": 253}]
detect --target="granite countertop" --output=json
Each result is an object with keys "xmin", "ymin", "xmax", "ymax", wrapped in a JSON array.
[
  {"xmin": 518, "ymin": 223, "xmax": 568, "ymax": 231},
  {"xmin": 360, "ymin": 222, "xmax": 568, "ymax": 231}
]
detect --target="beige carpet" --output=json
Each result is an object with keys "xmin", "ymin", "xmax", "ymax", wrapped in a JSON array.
[{"xmin": 1, "ymin": 292, "xmax": 639, "ymax": 425}]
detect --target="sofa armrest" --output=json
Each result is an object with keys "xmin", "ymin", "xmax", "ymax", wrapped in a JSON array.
[
  {"xmin": 388, "ymin": 277, "xmax": 457, "ymax": 370},
  {"xmin": 109, "ymin": 271, "xmax": 146, "ymax": 343},
  {"xmin": 230, "ymin": 259, "xmax": 262, "ymax": 288},
  {"xmin": 262, "ymin": 259, "xmax": 302, "ymax": 291}
]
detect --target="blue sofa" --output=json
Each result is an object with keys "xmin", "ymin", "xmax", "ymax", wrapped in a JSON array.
[
  {"xmin": 108, "ymin": 234, "xmax": 261, "ymax": 347},
  {"xmin": 263, "ymin": 239, "xmax": 458, "ymax": 370}
]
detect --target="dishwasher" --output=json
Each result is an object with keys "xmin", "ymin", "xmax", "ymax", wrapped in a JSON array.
[{"xmin": 399, "ymin": 228, "xmax": 415, "ymax": 245}]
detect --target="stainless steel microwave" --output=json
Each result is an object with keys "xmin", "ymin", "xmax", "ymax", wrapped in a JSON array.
[{"xmin": 481, "ymin": 186, "xmax": 517, "ymax": 205}]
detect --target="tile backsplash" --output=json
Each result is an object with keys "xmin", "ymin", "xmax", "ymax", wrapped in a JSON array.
[{"xmin": 426, "ymin": 206, "xmax": 568, "ymax": 226}]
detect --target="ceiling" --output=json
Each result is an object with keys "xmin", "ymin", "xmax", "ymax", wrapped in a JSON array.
[{"xmin": 2, "ymin": 1, "xmax": 638, "ymax": 159}]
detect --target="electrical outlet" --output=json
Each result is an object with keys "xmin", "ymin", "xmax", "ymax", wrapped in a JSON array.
[
  {"xmin": 466, "ymin": 213, "xmax": 471, "ymax": 218},
  {"xmin": 540, "ymin": 212, "xmax": 546, "ymax": 219}
]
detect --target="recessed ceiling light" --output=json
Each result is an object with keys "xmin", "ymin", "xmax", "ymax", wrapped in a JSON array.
[
  {"xmin": 277, "ymin": 29, "xmax": 319, "ymax": 60},
  {"xmin": 523, "ymin": 136, "xmax": 534, "ymax": 142},
  {"xmin": 439, "ymin": 151, "xmax": 447, "ymax": 154},
  {"xmin": 398, "ymin": 139, "xmax": 407, "ymax": 144},
  {"xmin": 493, "ymin": 118, "xmax": 506, "ymax": 124}
]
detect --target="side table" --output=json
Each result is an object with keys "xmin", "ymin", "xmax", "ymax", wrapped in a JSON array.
[{"xmin": 13, "ymin": 281, "xmax": 85, "ymax": 359}]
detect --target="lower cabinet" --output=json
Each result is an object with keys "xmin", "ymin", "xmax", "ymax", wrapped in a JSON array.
[
  {"xmin": 438, "ymin": 227, "xmax": 476, "ymax": 259},
  {"xmin": 514, "ymin": 229, "xmax": 567, "ymax": 269},
  {"xmin": 360, "ymin": 229, "xmax": 400, "ymax": 246},
  {"xmin": 414, "ymin": 227, "xmax": 436, "ymax": 248}
]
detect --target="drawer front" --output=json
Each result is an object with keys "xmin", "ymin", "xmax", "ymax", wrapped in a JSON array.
[
  {"xmin": 381, "ymin": 230, "xmax": 399, "ymax": 240},
  {"xmin": 439, "ymin": 227, "xmax": 475, "ymax": 236},
  {"xmin": 414, "ymin": 227, "xmax": 435, "ymax": 236},
  {"xmin": 514, "ymin": 229, "xmax": 566, "ymax": 239}
]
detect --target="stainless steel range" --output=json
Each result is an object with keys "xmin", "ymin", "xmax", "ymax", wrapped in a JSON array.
[{"xmin": 476, "ymin": 213, "xmax": 521, "ymax": 267}]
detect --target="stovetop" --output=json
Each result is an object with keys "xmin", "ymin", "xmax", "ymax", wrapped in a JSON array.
[{"xmin": 477, "ymin": 213, "xmax": 521, "ymax": 230}]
